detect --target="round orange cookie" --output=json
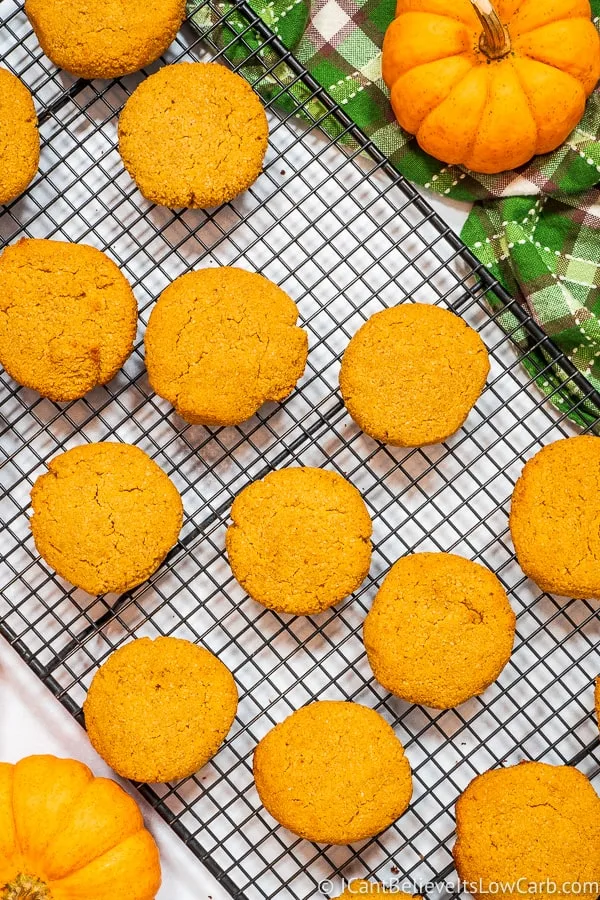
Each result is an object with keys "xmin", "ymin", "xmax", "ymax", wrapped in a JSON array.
[
  {"xmin": 30, "ymin": 443, "xmax": 183, "ymax": 595},
  {"xmin": 145, "ymin": 267, "xmax": 307, "ymax": 426},
  {"xmin": 0, "ymin": 238, "xmax": 137, "ymax": 401},
  {"xmin": 0, "ymin": 69, "xmax": 39, "ymax": 205},
  {"xmin": 454, "ymin": 761, "xmax": 600, "ymax": 900},
  {"xmin": 339, "ymin": 304, "xmax": 490, "ymax": 446},
  {"xmin": 364, "ymin": 553, "xmax": 516, "ymax": 709},
  {"xmin": 510, "ymin": 436, "xmax": 600, "ymax": 599},
  {"xmin": 84, "ymin": 637, "xmax": 238, "ymax": 782},
  {"xmin": 119, "ymin": 63, "xmax": 268, "ymax": 209},
  {"xmin": 253, "ymin": 701, "xmax": 412, "ymax": 844},
  {"xmin": 226, "ymin": 467, "xmax": 373, "ymax": 615},
  {"xmin": 25, "ymin": 0, "xmax": 186, "ymax": 79}
]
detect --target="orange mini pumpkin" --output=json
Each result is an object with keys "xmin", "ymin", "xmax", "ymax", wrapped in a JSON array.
[
  {"xmin": 0, "ymin": 755, "xmax": 161, "ymax": 900},
  {"xmin": 382, "ymin": 0, "xmax": 600, "ymax": 173}
]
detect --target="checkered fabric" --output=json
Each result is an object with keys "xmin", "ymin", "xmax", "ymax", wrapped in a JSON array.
[
  {"xmin": 464, "ymin": 192, "xmax": 600, "ymax": 428},
  {"xmin": 189, "ymin": 0, "xmax": 600, "ymax": 424}
]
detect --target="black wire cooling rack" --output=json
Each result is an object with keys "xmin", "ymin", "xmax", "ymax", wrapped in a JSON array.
[{"xmin": 2, "ymin": 2, "xmax": 600, "ymax": 899}]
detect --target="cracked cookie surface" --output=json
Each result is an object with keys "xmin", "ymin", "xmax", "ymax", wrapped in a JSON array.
[
  {"xmin": 454, "ymin": 761, "xmax": 600, "ymax": 900},
  {"xmin": 83, "ymin": 636, "xmax": 238, "ymax": 782},
  {"xmin": 0, "ymin": 69, "xmax": 39, "ymax": 205},
  {"xmin": 510, "ymin": 436, "xmax": 600, "ymax": 600},
  {"xmin": 118, "ymin": 62, "xmax": 268, "ymax": 209},
  {"xmin": 30, "ymin": 443, "xmax": 183, "ymax": 595},
  {"xmin": 145, "ymin": 267, "xmax": 307, "ymax": 425},
  {"xmin": 25, "ymin": 0, "xmax": 185, "ymax": 79},
  {"xmin": 0, "ymin": 238, "xmax": 137, "ymax": 401},
  {"xmin": 364, "ymin": 553, "xmax": 516, "ymax": 710},
  {"xmin": 339, "ymin": 304, "xmax": 490, "ymax": 447},
  {"xmin": 226, "ymin": 467, "xmax": 373, "ymax": 616},
  {"xmin": 253, "ymin": 700, "xmax": 412, "ymax": 844}
]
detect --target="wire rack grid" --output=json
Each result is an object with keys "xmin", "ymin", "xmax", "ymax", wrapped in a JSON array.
[{"xmin": 1, "ymin": 2, "xmax": 600, "ymax": 899}]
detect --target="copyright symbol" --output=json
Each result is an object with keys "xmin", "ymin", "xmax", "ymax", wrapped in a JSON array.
[{"xmin": 319, "ymin": 880, "xmax": 335, "ymax": 896}]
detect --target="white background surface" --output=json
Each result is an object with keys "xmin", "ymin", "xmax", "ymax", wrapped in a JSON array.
[{"xmin": 0, "ymin": 131, "xmax": 471, "ymax": 899}]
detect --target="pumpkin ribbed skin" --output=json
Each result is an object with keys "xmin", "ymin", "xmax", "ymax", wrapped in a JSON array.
[
  {"xmin": 0, "ymin": 756, "xmax": 161, "ymax": 900},
  {"xmin": 382, "ymin": 0, "xmax": 600, "ymax": 173}
]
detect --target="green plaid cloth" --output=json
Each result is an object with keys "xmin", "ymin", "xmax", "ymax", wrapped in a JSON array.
[
  {"xmin": 189, "ymin": 0, "xmax": 600, "ymax": 426},
  {"xmin": 464, "ymin": 192, "xmax": 600, "ymax": 428}
]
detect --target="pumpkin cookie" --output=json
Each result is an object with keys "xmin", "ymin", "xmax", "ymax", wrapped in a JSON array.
[
  {"xmin": 84, "ymin": 637, "xmax": 238, "ymax": 783},
  {"xmin": 510, "ymin": 436, "xmax": 600, "ymax": 599},
  {"xmin": 118, "ymin": 63, "xmax": 268, "ymax": 208},
  {"xmin": 0, "ymin": 69, "xmax": 39, "ymax": 205},
  {"xmin": 253, "ymin": 701, "xmax": 412, "ymax": 844},
  {"xmin": 145, "ymin": 267, "xmax": 307, "ymax": 426},
  {"xmin": 0, "ymin": 238, "xmax": 137, "ymax": 402},
  {"xmin": 364, "ymin": 553, "xmax": 516, "ymax": 709},
  {"xmin": 25, "ymin": 0, "xmax": 185, "ymax": 79},
  {"xmin": 454, "ymin": 761, "xmax": 600, "ymax": 900},
  {"xmin": 226, "ymin": 467, "xmax": 372, "ymax": 615},
  {"xmin": 30, "ymin": 443, "xmax": 183, "ymax": 595},
  {"xmin": 339, "ymin": 304, "xmax": 489, "ymax": 446}
]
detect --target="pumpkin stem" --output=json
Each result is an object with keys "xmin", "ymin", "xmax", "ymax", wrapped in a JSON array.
[
  {"xmin": 1, "ymin": 874, "xmax": 50, "ymax": 900},
  {"xmin": 470, "ymin": 0, "xmax": 511, "ymax": 60}
]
